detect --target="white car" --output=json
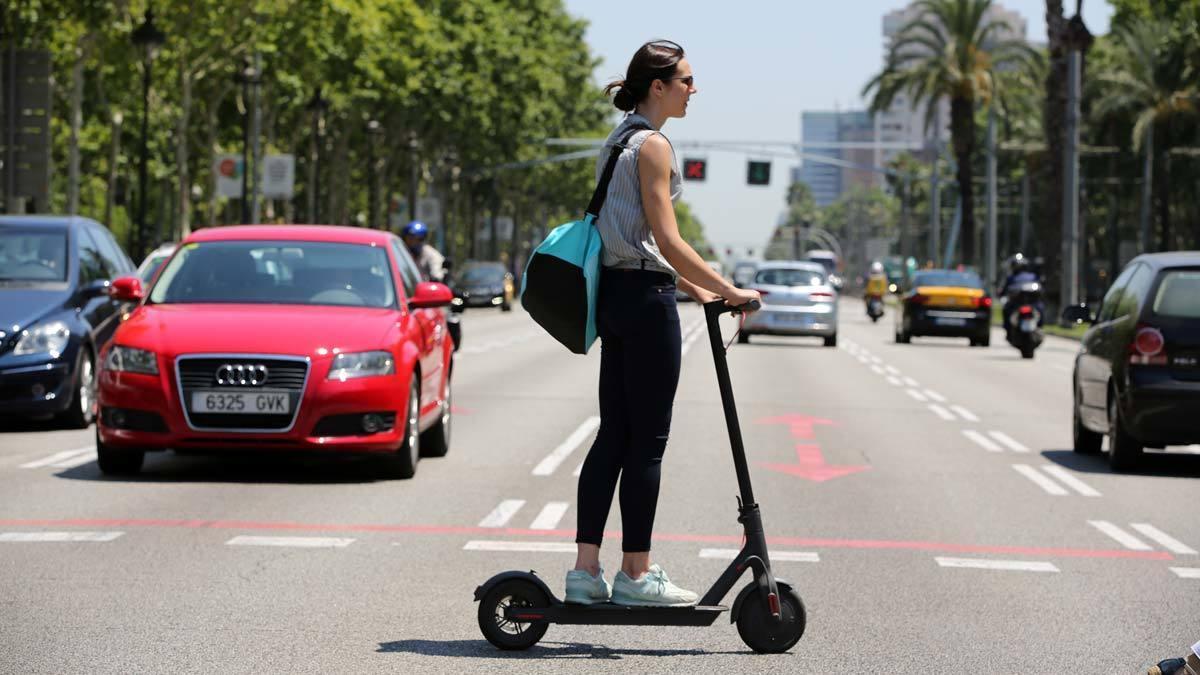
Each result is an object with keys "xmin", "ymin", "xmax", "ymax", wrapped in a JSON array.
[
  {"xmin": 739, "ymin": 261, "xmax": 838, "ymax": 347},
  {"xmin": 137, "ymin": 242, "xmax": 178, "ymax": 284}
]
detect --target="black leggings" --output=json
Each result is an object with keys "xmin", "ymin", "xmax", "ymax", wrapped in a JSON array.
[{"xmin": 576, "ymin": 268, "xmax": 682, "ymax": 553}]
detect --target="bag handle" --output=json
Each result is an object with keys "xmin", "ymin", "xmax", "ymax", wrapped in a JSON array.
[{"xmin": 584, "ymin": 123, "xmax": 652, "ymax": 220}]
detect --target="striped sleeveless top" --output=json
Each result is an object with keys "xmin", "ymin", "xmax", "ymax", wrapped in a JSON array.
[{"xmin": 594, "ymin": 113, "xmax": 682, "ymax": 276}]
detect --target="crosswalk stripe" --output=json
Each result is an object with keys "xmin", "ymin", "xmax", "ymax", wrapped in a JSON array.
[
  {"xmin": 1130, "ymin": 524, "xmax": 1197, "ymax": 555},
  {"xmin": 1088, "ymin": 520, "xmax": 1152, "ymax": 551},
  {"xmin": 1011, "ymin": 464, "xmax": 1068, "ymax": 496},
  {"xmin": 463, "ymin": 540, "xmax": 575, "ymax": 553},
  {"xmin": 533, "ymin": 417, "xmax": 600, "ymax": 476},
  {"xmin": 963, "ymin": 430, "xmax": 1003, "ymax": 452},
  {"xmin": 479, "ymin": 500, "xmax": 526, "ymax": 528},
  {"xmin": 529, "ymin": 502, "xmax": 570, "ymax": 530},
  {"xmin": 1040, "ymin": 466, "xmax": 1101, "ymax": 497},
  {"xmin": 0, "ymin": 531, "xmax": 123, "ymax": 542},
  {"xmin": 1170, "ymin": 567, "xmax": 1200, "ymax": 579},
  {"xmin": 20, "ymin": 446, "xmax": 95, "ymax": 469},
  {"xmin": 225, "ymin": 536, "xmax": 354, "ymax": 548},
  {"xmin": 699, "ymin": 548, "xmax": 819, "ymax": 563},
  {"xmin": 987, "ymin": 431, "xmax": 1030, "ymax": 453},
  {"xmin": 935, "ymin": 557, "xmax": 1058, "ymax": 573}
]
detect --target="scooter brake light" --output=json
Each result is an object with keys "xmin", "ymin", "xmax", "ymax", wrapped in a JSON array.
[{"xmin": 1017, "ymin": 305, "xmax": 1034, "ymax": 316}]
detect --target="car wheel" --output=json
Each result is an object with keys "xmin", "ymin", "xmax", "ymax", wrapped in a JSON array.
[
  {"xmin": 58, "ymin": 346, "xmax": 97, "ymax": 429},
  {"xmin": 738, "ymin": 332, "xmax": 750, "ymax": 344},
  {"xmin": 978, "ymin": 333, "xmax": 990, "ymax": 348},
  {"xmin": 95, "ymin": 427, "xmax": 144, "ymax": 476},
  {"xmin": 1107, "ymin": 393, "xmax": 1142, "ymax": 472},
  {"xmin": 823, "ymin": 334, "xmax": 837, "ymax": 348},
  {"xmin": 394, "ymin": 376, "xmax": 421, "ymax": 479},
  {"xmin": 895, "ymin": 330, "xmax": 909, "ymax": 345},
  {"xmin": 1073, "ymin": 386, "xmax": 1102, "ymax": 455},
  {"xmin": 420, "ymin": 374, "xmax": 451, "ymax": 458}
]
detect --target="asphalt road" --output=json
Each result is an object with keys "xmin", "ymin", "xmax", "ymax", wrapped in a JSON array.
[{"xmin": 1, "ymin": 299, "xmax": 1197, "ymax": 674}]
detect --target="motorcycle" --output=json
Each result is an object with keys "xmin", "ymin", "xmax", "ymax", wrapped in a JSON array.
[
  {"xmin": 1003, "ymin": 281, "xmax": 1043, "ymax": 359},
  {"xmin": 865, "ymin": 295, "xmax": 884, "ymax": 323}
]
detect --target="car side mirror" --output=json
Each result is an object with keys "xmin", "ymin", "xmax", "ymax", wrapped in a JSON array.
[
  {"xmin": 410, "ymin": 281, "xmax": 454, "ymax": 309},
  {"xmin": 108, "ymin": 276, "xmax": 144, "ymax": 302},
  {"xmin": 1061, "ymin": 304, "xmax": 1094, "ymax": 325},
  {"xmin": 78, "ymin": 279, "xmax": 111, "ymax": 300}
]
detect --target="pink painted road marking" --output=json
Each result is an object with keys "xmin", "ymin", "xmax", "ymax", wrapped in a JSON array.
[
  {"xmin": 0, "ymin": 517, "xmax": 1172, "ymax": 561},
  {"xmin": 756, "ymin": 414, "xmax": 835, "ymax": 440},
  {"xmin": 760, "ymin": 444, "xmax": 870, "ymax": 482}
]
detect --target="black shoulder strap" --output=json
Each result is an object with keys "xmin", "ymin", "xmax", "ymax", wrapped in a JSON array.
[{"xmin": 585, "ymin": 124, "xmax": 652, "ymax": 219}]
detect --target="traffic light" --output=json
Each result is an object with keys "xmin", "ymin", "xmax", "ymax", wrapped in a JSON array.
[
  {"xmin": 747, "ymin": 160, "xmax": 771, "ymax": 186},
  {"xmin": 683, "ymin": 158, "xmax": 707, "ymax": 181}
]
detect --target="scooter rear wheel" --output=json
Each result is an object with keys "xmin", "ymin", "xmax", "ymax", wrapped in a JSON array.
[
  {"xmin": 735, "ymin": 581, "xmax": 806, "ymax": 653},
  {"xmin": 477, "ymin": 578, "xmax": 550, "ymax": 650}
]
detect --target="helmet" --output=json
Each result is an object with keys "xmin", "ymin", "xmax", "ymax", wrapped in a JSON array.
[
  {"xmin": 869, "ymin": 261, "xmax": 885, "ymax": 275},
  {"xmin": 403, "ymin": 221, "xmax": 429, "ymax": 239},
  {"xmin": 1010, "ymin": 253, "xmax": 1031, "ymax": 274}
]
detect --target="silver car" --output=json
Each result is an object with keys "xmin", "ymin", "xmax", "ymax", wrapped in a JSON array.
[{"xmin": 738, "ymin": 261, "xmax": 838, "ymax": 347}]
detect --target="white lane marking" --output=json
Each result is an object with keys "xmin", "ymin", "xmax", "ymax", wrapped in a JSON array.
[
  {"xmin": 928, "ymin": 404, "xmax": 956, "ymax": 421},
  {"xmin": 225, "ymin": 536, "xmax": 354, "ymax": 548},
  {"xmin": 923, "ymin": 389, "xmax": 947, "ymax": 403},
  {"xmin": 533, "ymin": 417, "xmax": 601, "ymax": 476},
  {"xmin": 870, "ymin": 365, "xmax": 886, "ymax": 375},
  {"xmin": 0, "ymin": 531, "xmax": 123, "ymax": 542},
  {"xmin": 884, "ymin": 365, "xmax": 900, "ymax": 375},
  {"xmin": 868, "ymin": 355, "xmax": 883, "ymax": 364},
  {"xmin": 935, "ymin": 557, "xmax": 1059, "ymax": 573},
  {"xmin": 529, "ymin": 502, "xmax": 570, "ymax": 530},
  {"xmin": 680, "ymin": 320, "xmax": 707, "ymax": 357},
  {"xmin": 1088, "ymin": 520, "xmax": 1152, "ymax": 551},
  {"xmin": 905, "ymin": 388, "xmax": 929, "ymax": 403},
  {"xmin": 699, "ymin": 548, "xmax": 820, "ymax": 563},
  {"xmin": 1171, "ymin": 567, "xmax": 1200, "ymax": 579},
  {"xmin": 963, "ymin": 430, "xmax": 1003, "ymax": 452},
  {"xmin": 463, "ymin": 540, "xmax": 576, "ymax": 553},
  {"xmin": 20, "ymin": 446, "xmax": 95, "ymax": 469},
  {"xmin": 885, "ymin": 376, "xmax": 903, "ymax": 386},
  {"xmin": 987, "ymin": 431, "xmax": 1030, "ymax": 453},
  {"xmin": 479, "ymin": 500, "xmax": 526, "ymax": 528},
  {"xmin": 856, "ymin": 356, "xmax": 870, "ymax": 364},
  {"xmin": 1011, "ymin": 464, "xmax": 1069, "ymax": 496},
  {"xmin": 949, "ymin": 405, "xmax": 980, "ymax": 422},
  {"xmin": 51, "ymin": 451, "xmax": 98, "ymax": 469},
  {"xmin": 1130, "ymin": 524, "xmax": 1197, "ymax": 555},
  {"xmin": 1040, "ymin": 466, "xmax": 1102, "ymax": 497},
  {"xmin": 902, "ymin": 376, "xmax": 920, "ymax": 387}
]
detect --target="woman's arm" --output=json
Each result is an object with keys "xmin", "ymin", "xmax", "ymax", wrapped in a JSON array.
[{"xmin": 638, "ymin": 134, "xmax": 758, "ymax": 306}]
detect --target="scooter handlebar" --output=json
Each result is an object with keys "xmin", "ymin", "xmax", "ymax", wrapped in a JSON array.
[{"xmin": 704, "ymin": 298, "xmax": 761, "ymax": 316}]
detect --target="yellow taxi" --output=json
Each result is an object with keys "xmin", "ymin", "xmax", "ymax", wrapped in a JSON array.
[{"xmin": 894, "ymin": 269, "xmax": 993, "ymax": 347}]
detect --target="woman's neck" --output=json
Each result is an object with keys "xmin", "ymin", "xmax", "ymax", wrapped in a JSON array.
[{"xmin": 632, "ymin": 104, "xmax": 668, "ymax": 130}]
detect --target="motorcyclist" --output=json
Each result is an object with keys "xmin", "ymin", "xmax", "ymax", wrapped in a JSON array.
[
  {"xmin": 864, "ymin": 261, "xmax": 888, "ymax": 313},
  {"xmin": 999, "ymin": 254, "xmax": 1043, "ymax": 334},
  {"xmin": 401, "ymin": 220, "xmax": 446, "ymax": 282}
]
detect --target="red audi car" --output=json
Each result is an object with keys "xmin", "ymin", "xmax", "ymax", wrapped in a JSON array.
[{"xmin": 95, "ymin": 225, "xmax": 455, "ymax": 478}]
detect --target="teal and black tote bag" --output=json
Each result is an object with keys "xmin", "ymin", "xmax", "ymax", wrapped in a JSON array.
[{"xmin": 520, "ymin": 124, "xmax": 650, "ymax": 354}]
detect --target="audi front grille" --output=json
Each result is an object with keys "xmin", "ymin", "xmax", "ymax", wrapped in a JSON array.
[{"xmin": 175, "ymin": 355, "xmax": 310, "ymax": 432}]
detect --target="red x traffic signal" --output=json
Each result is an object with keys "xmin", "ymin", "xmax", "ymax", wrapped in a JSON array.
[{"xmin": 683, "ymin": 159, "xmax": 707, "ymax": 181}]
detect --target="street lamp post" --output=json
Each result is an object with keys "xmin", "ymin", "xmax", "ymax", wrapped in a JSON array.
[
  {"xmin": 234, "ymin": 57, "xmax": 261, "ymax": 224},
  {"xmin": 131, "ymin": 8, "xmax": 164, "ymax": 258},
  {"xmin": 365, "ymin": 119, "xmax": 382, "ymax": 228},
  {"xmin": 305, "ymin": 88, "xmax": 328, "ymax": 224}
]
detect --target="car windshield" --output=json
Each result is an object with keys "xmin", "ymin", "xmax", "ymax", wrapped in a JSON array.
[
  {"xmin": 460, "ymin": 266, "xmax": 505, "ymax": 284},
  {"xmin": 0, "ymin": 228, "xmax": 68, "ymax": 282},
  {"xmin": 755, "ymin": 267, "xmax": 826, "ymax": 287},
  {"xmin": 1151, "ymin": 270, "xmax": 1200, "ymax": 318},
  {"xmin": 148, "ymin": 240, "xmax": 396, "ymax": 308},
  {"xmin": 913, "ymin": 271, "xmax": 983, "ymax": 289}
]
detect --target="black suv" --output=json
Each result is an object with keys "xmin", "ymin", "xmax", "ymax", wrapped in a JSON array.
[{"xmin": 1066, "ymin": 252, "xmax": 1200, "ymax": 471}]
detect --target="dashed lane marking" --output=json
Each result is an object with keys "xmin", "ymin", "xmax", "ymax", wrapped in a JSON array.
[
  {"xmin": 680, "ymin": 319, "xmax": 708, "ymax": 357},
  {"xmin": 463, "ymin": 540, "xmax": 575, "ymax": 553},
  {"xmin": 949, "ymin": 405, "xmax": 980, "ymax": 422},
  {"xmin": 529, "ymin": 502, "xmax": 570, "ymax": 531},
  {"xmin": 928, "ymin": 404, "xmax": 956, "ymax": 421},
  {"xmin": 19, "ymin": 446, "xmax": 95, "ymax": 469},
  {"xmin": 935, "ymin": 557, "xmax": 1059, "ymax": 573},
  {"xmin": 885, "ymin": 376, "xmax": 903, "ymax": 386},
  {"xmin": 1129, "ymin": 524, "xmax": 1197, "ymax": 555},
  {"xmin": 988, "ymin": 431, "xmax": 1030, "ymax": 453},
  {"xmin": 870, "ymin": 365, "xmax": 886, "ymax": 375},
  {"xmin": 0, "ymin": 531, "xmax": 123, "ymax": 542},
  {"xmin": 963, "ymin": 430, "xmax": 1003, "ymax": 452},
  {"xmin": 923, "ymin": 389, "xmax": 947, "ymax": 403},
  {"xmin": 1040, "ymin": 466, "xmax": 1102, "ymax": 497},
  {"xmin": 479, "ymin": 500, "xmax": 526, "ymax": 528},
  {"xmin": 225, "ymin": 536, "xmax": 354, "ymax": 548},
  {"xmin": 902, "ymin": 376, "xmax": 920, "ymax": 387},
  {"xmin": 1171, "ymin": 567, "xmax": 1200, "ymax": 579},
  {"xmin": 1012, "ymin": 464, "xmax": 1069, "ymax": 496},
  {"xmin": 532, "ymin": 417, "xmax": 600, "ymax": 476},
  {"xmin": 905, "ymin": 389, "xmax": 929, "ymax": 403},
  {"xmin": 1088, "ymin": 521, "xmax": 1152, "ymax": 551},
  {"xmin": 699, "ymin": 548, "xmax": 819, "ymax": 563},
  {"xmin": 884, "ymin": 365, "xmax": 901, "ymax": 375}
]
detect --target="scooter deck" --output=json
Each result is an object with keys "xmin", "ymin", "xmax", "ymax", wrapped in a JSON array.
[{"xmin": 506, "ymin": 602, "xmax": 728, "ymax": 626}]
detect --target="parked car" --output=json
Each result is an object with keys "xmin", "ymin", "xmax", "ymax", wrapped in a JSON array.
[
  {"xmin": 805, "ymin": 249, "xmax": 843, "ymax": 291},
  {"xmin": 452, "ymin": 261, "xmax": 514, "ymax": 311},
  {"xmin": 0, "ymin": 216, "xmax": 136, "ymax": 426},
  {"xmin": 137, "ymin": 241, "xmax": 177, "ymax": 284},
  {"xmin": 894, "ymin": 269, "xmax": 992, "ymax": 347},
  {"xmin": 738, "ymin": 261, "xmax": 838, "ymax": 347},
  {"xmin": 95, "ymin": 225, "xmax": 455, "ymax": 478},
  {"xmin": 732, "ymin": 261, "xmax": 759, "ymax": 288},
  {"xmin": 1067, "ymin": 252, "xmax": 1200, "ymax": 471}
]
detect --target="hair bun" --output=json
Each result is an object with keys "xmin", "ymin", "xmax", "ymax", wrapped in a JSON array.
[{"xmin": 612, "ymin": 85, "xmax": 636, "ymax": 112}]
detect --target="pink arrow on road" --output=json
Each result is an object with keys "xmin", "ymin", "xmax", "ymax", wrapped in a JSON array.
[{"xmin": 755, "ymin": 414, "xmax": 870, "ymax": 482}]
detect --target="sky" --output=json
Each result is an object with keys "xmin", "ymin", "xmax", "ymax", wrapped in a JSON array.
[{"xmin": 561, "ymin": 0, "xmax": 1114, "ymax": 258}]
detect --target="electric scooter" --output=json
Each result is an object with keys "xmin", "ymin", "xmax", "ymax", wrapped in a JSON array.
[{"xmin": 473, "ymin": 299, "xmax": 807, "ymax": 654}]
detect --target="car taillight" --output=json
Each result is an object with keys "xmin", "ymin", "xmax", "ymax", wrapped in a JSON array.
[
  {"xmin": 1129, "ymin": 324, "xmax": 1167, "ymax": 365},
  {"xmin": 978, "ymin": 296, "xmax": 994, "ymax": 309},
  {"xmin": 908, "ymin": 293, "xmax": 928, "ymax": 305},
  {"xmin": 810, "ymin": 292, "xmax": 834, "ymax": 302},
  {"xmin": 1017, "ymin": 305, "xmax": 1034, "ymax": 316}
]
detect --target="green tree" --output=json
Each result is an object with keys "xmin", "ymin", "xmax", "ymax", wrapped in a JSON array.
[{"xmin": 673, "ymin": 200, "xmax": 712, "ymax": 256}]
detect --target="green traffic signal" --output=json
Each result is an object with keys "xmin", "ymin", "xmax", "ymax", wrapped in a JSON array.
[{"xmin": 747, "ymin": 161, "xmax": 770, "ymax": 186}]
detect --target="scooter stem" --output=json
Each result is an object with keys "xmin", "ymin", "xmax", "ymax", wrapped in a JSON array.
[{"xmin": 704, "ymin": 300, "xmax": 757, "ymax": 509}]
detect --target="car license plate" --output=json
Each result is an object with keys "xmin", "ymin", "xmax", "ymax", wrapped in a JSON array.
[
  {"xmin": 935, "ymin": 317, "xmax": 967, "ymax": 326},
  {"xmin": 191, "ymin": 391, "xmax": 289, "ymax": 414},
  {"xmin": 777, "ymin": 313, "xmax": 810, "ymax": 324}
]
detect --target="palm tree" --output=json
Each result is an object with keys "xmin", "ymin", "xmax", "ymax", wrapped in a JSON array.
[
  {"xmin": 863, "ymin": 0, "xmax": 1037, "ymax": 267},
  {"xmin": 1092, "ymin": 17, "xmax": 1197, "ymax": 252}
]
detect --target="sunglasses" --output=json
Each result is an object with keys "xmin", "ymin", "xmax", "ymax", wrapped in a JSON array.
[{"xmin": 665, "ymin": 75, "xmax": 694, "ymax": 87}]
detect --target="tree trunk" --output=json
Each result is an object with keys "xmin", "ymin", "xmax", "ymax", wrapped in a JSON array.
[
  {"xmin": 1158, "ymin": 151, "xmax": 1171, "ymax": 251},
  {"xmin": 67, "ymin": 43, "xmax": 87, "ymax": 215},
  {"xmin": 177, "ymin": 63, "xmax": 193, "ymax": 239},
  {"xmin": 1041, "ymin": 0, "xmax": 1067, "ymax": 293},
  {"xmin": 950, "ymin": 96, "xmax": 976, "ymax": 266}
]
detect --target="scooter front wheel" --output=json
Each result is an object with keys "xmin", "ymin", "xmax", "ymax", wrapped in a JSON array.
[
  {"xmin": 735, "ymin": 581, "xmax": 806, "ymax": 654},
  {"xmin": 477, "ymin": 578, "xmax": 550, "ymax": 650}
]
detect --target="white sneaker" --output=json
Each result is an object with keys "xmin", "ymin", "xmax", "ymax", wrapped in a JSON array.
[
  {"xmin": 564, "ymin": 568, "xmax": 611, "ymax": 605},
  {"xmin": 611, "ymin": 564, "xmax": 699, "ymax": 607}
]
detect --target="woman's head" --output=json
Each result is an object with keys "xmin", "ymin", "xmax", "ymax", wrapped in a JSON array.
[{"xmin": 604, "ymin": 40, "xmax": 696, "ymax": 119}]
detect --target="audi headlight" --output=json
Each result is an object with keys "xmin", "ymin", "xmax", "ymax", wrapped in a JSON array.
[
  {"xmin": 328, "ymin": 350, "xmax": 395, "ymax": 381},
  {"xmin": 13, "ymin": 321, "xmax": 70, "ymax": 358},
  {"xmin": 103, "ymin": 345, "xmax": 159, "ymax": 375}
]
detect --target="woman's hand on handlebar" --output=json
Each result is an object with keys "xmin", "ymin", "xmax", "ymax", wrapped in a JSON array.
[{"xmin": 723, "ymin": 287, "xmax": 761, "ymax": 312}]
